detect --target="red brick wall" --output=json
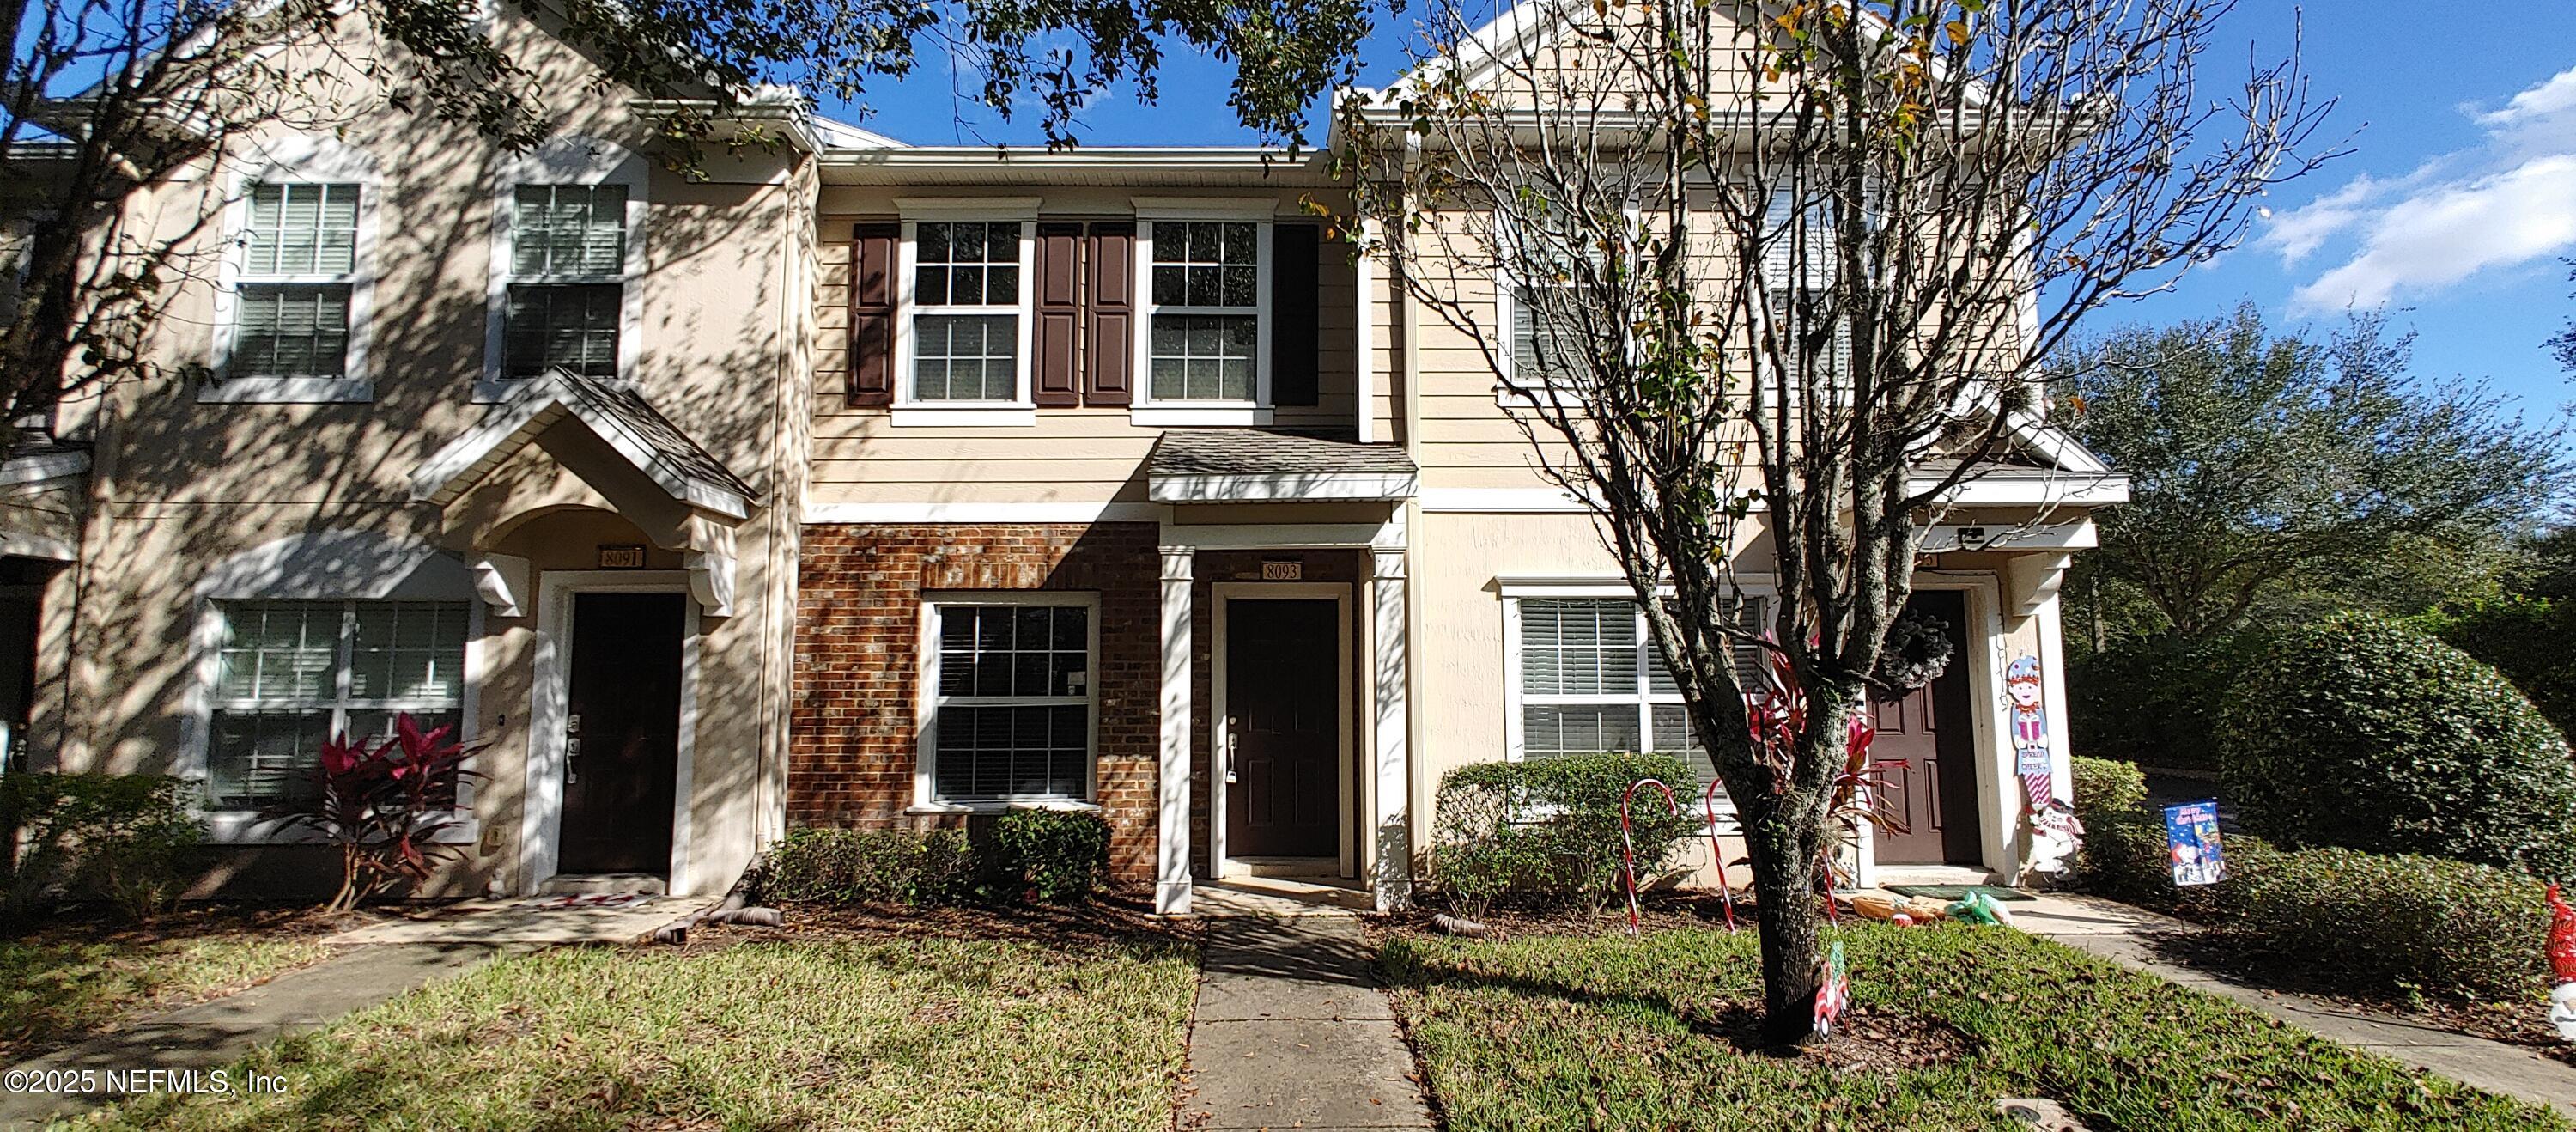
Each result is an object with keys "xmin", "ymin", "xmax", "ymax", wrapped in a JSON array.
[{"xmin": 792, "ymin": 522, "xmax": 1161, "ymax": 882}]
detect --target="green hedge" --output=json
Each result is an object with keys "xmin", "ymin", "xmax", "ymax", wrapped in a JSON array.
[
  {"xmin": 2415, "ymin": 595, "xmax": 2576, "ymax": 742},
  {"xmin": 2217, "ymin": 612, "xmax": 2576, "ymax": 878},
  {"xmin": 2069, "ymin": 806, "xmax": 2549, "ymax": 1002},
  {"xmin": 750, "ymin": 827, "xmax": 978, "ymax": 907},
  {"xmin": 2069, "ymin": 755, "xmax": 2147, "ymax": 819},
  {"xmin": 1430, "ymin": 752, "xmax": 1702, "ymax": 918},
  {"xmin": 1, "ymin": 773, "xmax": 203, "ymax": 922},
  {"xmin": 751, "ymin": 810, "xmax": 1114, "ymax": 908},
  {"xmin": 2069, "ymin": 632, "xmax": 2261, "ymax": 770}
]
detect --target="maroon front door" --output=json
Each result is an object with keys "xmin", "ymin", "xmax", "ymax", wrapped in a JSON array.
[
  {"xmin": 1224, "ymin": 599, "xmax": 1340, "ymax": 858},
  {"xmin": 559, "ymin": 591, "xmax": 684, "ymax": 876},
  {"xmin": 1868, "ymin": 591, "xmax": 1981, "ymax": 865}
]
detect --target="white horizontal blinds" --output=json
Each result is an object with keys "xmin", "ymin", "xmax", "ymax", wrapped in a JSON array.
[
  {"xmin": 929, "ymin": 603, "xmax": 1092, "ymax": 801},
  {"xmin": 1507, "ymin": 216, "xmax": 1590, "ymax": 382},
  {"xmin": 234, "ymin": 183, "xmax": 358, "ymax": 378},
  {"xmin": 1149, "ymin": 221, "xmax": 1259, "ymax": 401},
  {"xmin": 1763, "ymin": 187, "xmax": 1849, "ymax": 389},
  {"xmin": 912, "ymin": 222, "xmax": 1022, "ymax": 402},
  {"xmin": 503, "ymin": 185, "xmax": 627, "ymax": 378},
  {"xmin": 1517, "ymin": 596, "xmax": 1766, "ymax": 823},
  {"xmin": 208, "ymin": 600, "xmax": 467, "ymax": 808}
]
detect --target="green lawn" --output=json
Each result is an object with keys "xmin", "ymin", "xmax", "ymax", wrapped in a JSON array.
[
  {"xmin": 2, "ymin": 928, "xmax": 334, "ymax": 1063},
  {"xmin": 1384, "ymin": 922, "xmax": 2561, "ymax": 1131},
  {"xmin": 80, "ymin": 930, "xmax": 1199, "ymax": 1130}
]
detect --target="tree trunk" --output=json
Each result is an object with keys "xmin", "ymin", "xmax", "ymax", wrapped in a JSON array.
[{"xmin": 1740, "ymin": 791, "xmax": 1828, "ymax": 1046}]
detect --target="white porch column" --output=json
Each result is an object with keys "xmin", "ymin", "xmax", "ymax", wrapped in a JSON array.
[
  {"xmin": 1157, "ymin": 546, "xmax": 1195, "ymax": 915},
  {"xmin": 1370, "ymin": 545, "xmax": 1414, "ymax": 910}
]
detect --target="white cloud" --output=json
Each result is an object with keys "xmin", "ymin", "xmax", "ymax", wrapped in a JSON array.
[
  {"xmin": 2280, "ymin": 64, "xmax": 2576, "ymax": 313},
  {"xmin": 2291, "ymin": 155, "xmax": 2576, "ymax": 310}
]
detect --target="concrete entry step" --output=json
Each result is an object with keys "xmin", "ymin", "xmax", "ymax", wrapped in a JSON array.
[{"xmin": 538, "ymin": 872, "xmax": 667, "ymax": 895}]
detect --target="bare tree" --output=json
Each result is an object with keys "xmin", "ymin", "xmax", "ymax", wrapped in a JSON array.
[{"xmin": 1340, "ymin": 0, "xmax": 2327, "ymax": 1043}]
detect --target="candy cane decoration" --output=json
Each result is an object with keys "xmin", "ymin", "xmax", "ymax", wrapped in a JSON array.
[
  {"xmin": 1620, "ymin": 777, "xmax": 1682, "ymax": 936},
  {"xmin": 1702, "ymin": 779, "xmax": 1739, "ymax": 933}
]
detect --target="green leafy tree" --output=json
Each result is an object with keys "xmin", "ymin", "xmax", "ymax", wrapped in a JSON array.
[{"xmin": 2061, "ymin": 305, "xmax": 2569, "ymax": 638}]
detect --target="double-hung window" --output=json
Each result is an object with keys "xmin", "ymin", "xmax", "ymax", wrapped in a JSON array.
[
  {"xmin": 909, "ymin": 221, "xmax": 1026, "ymax": 402},
  {"xmin": 232, "ymin": 183, "xmax": 360, "ymax": 381},
  {"xmin": 921, "ymin": 596, "xmax": 1095, "ymax": 804},
  {"xmin": 1145, "ymin": 221, "xmax": 1263, "ymax": 403},
  {"xmin": 501, "ymin": 184, "xmax": 629, "ymax": 380},
  {"xmin": 206, "ymin": 600, "xmax": 469, "ymax": 809},
  {"xmin": 1510, "ymin": 594, "xmax": 1769, "ymax": 790},
  {"xmin": 1764, "ymin": 187, "xmax": 1850, "ymax": 391}
]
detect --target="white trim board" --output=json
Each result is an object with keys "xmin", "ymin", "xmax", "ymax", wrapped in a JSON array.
[
  {"xmin": 1209, "ymin": 582, "xmax": 1358, "ymax": 880},
  {"xmin": 522, "ymin": 571, "xmax": 701, "ymax": 895},
  {"xmin": 1149, "ymin": 471, "xmax": 1418, "ymax": 504}
]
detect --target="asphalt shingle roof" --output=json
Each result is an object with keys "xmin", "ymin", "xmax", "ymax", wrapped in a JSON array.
[{"xmin": 1146, "ymin": 429, "xmax": 1418, "ymax": 478}]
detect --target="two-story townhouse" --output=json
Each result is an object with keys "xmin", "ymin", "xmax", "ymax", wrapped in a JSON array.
[{"xmin": 5, "ymin": 0, "xmax": 2125, "ymax": 912}]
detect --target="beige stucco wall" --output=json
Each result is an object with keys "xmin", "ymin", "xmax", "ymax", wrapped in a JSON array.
[{"xmin": 37, "ymin": 6, "xmax": 809, "ymax": 898}]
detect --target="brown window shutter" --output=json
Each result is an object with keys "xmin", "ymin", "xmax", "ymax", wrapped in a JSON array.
[
  {"xmin": 1271, "ymin": 223, "xmax": 1321, "ymax": 406},
  {"xmin": 1033, "ymin": 222, "xmax": 1082, "ymax": 407},
  {"xmin": 1084, "ymin": 222, "xmax": 1135, "ymax": 406},
  {"xmin": 848, "ymin": 222, "xmax": 899, "ymax": 406}
]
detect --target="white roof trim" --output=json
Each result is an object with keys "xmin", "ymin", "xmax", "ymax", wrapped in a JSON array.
[
  {"xmin": 410, "ymin": 372, "xmax": 752, "ymax": 520},
  {"xmin": 2005, "ymin": 411, "xmax": 2112, "ymax": 475},
  {"xmin": 1149, "ymin": 471, "xmax": 1419, "ymax": 504}
]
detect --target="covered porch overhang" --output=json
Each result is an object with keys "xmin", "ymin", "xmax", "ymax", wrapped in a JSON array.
[{"xmin": 406, "ymin": 368, "xmax": 759, "ymax": 617}]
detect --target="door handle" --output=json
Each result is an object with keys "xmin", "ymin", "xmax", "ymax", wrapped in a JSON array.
[{"xmin": 1223, "ymin": 730, "xmax": 1239, "ymax": 784}]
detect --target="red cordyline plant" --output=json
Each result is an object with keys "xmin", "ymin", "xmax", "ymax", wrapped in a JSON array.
[
  {"xmin": 261, "ymin": 715, "xmax": 480, "ymax": 913},
  {"xmin": 1741, "ymin": 639, "xmax": 1909, "ymax": 894}
]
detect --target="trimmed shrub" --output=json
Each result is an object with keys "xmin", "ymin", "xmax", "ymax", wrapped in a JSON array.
[
  {"xmin": 2218, "ymin": 612, "xmax": 2576, "ymax": 878},
  {"xmin": 2069, "ymin": 819, "xmax": 2549, "ymax": 1002},
  {"xmin": 1, "ymin": 773, "xmax": 203, "ymax": 922},
  {"xmin": 750, "ymin": 827, "xmax": 976, "ymax": 906},
  {"xmin": 2415, "ymin": 595, "xmax": 2576, "ymax": 741},
  {"xmin": 2069, "ymin": 756, "xmax": 2147, "ymax": 819},
  {"xmin": 987, "ymin": 809, "xmax": 1111, "ymax": 904},
  {"xmin": 2069, "ymin": 631, "xmax": 2261, "ymax": 770},
  {"xmin": 1431, "ymin": 752, "xmax": 1702, "ymax": 917}
]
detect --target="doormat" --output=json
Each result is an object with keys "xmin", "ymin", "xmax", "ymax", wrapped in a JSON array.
[{"xmin": 1885, "ymin": 884, "xmax": 2035, "ymax": 903}]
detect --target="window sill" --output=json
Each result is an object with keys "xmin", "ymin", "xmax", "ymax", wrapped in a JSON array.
[
  {"xmin": 1127, "ymin": 405, "xmax": 1273, "ymax": 428},
  {"xmin": 1492, "ymin": 382, "xmax": 1586, "ymax": 411},
  {"xmin": 197, "ymin": 377, "xmax": 374, "ymax": 405},
  {"xmin": 890, "ymin": 404, "xmax": 1039, "ymax": 428},
  {"xmin": 905, "ymin": 799, "xmax": 1102, "ymax": 816},
  {"xmin": 200, "ymin": 810, "xmax": 479, "ymax": 846}
]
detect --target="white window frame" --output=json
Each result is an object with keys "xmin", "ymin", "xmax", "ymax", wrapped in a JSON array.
[
  {"xmin": 204, "ymin": 137, "xmax": 380, "ymax": 405},
  {"xmin": 1498, "ymin": 580, "xmax": 1772, "ymax": 830},
  {"xmin": 478, "ymin": 137, "xmax": 648, "ymax": 402},
  {"xmin": 1492, "ymin": 207, "xmax": 1640, "ymax": 411},
  {"xmin": 193, "ymin": 597, "xmax": 484, "ymax": 843},
  {"xmin": 1760, "ymin": 184, "xmax": 1853, "ymax": 405},
  {"xmin": 890, "ymin": 198, "xmax": 1041, "ymax": 427},
  {"xmin": 910, "ymin": 591, "xmax": 1103, "ymax": 812},
  {"xmin": 1132, "ymin": 198, "xmax": 1274, "ymax": 426}
]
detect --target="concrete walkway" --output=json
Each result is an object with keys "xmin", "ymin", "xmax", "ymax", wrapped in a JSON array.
[
  {"xmin": 1181, "ymin": 914, "xmax": 1436, "ymax": 1131},
  {"xmin": 2016, "ymin": 892, "xmax": 2576, "ymax": 1119},
  {"xmin": 0, "ymin": 943, "xmax": 505, "ymax": 1129}
]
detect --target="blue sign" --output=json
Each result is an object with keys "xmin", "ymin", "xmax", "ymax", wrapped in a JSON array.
[{"xmin": 2165, "ymin": 800, "xmax": 2225, "ymax": 887}]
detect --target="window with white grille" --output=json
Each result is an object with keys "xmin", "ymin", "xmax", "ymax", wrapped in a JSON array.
[
  {"xmin": 232, "ymin": 183, "xmax": 359, "ymax": 379},
  {"xmin": 909, "ymin": 221, "xmax": 1026, "ymax": 402},
  {"xmin": 501, "ymin": 184, "xmax": 629, "ymax": 379},
  {"xmin": 206, "ymin": 600, "xmax": 468, "ymax": 808},
  {"xmin": 921, "ymin": 597, "xmax": 1095, "ymax": 802},
  {"xmin": 1146, "ymin": 221, "xmax": 1262, "ymax": 402}
]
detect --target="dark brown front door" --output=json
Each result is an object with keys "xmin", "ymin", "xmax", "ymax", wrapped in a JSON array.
[
  {"xmin": 1869, "ymin": 591, "xmax": 1981, "ymax": 865},
  {"xmin": 559, "ymin": 591, "xmax": 684, "ymax": 876},
  {"xmin": 1224, "ymin": 598, "xmax": 1340, "ymax": 858}
]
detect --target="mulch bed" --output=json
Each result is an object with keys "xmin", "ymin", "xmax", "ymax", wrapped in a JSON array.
[
  {"xmin": 1676, "ymin": 998, "xmax": 1975, "ymax": 1073},
  {"xmin": 1388, "ymin": 889, "xmax": 1754, "ymax": 940},
  {"xmin": 7, "ymin": 902, "xmax": 343, "ymax": 946}
]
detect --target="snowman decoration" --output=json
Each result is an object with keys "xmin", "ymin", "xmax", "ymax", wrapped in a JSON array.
[{"xmin": 2550, "ymin": 885, "xmax": 2576, "ymax": 1042}]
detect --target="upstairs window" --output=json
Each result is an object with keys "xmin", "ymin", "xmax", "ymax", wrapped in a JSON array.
[
  {"xmin": 1764, "ymin": 187, "xmax": 1850, "ymax": 390},
  {"xmin": 1146, "ymin": 221, "xmax": 1261, "ymax": 402},
  {"xmin": 233, "ymin": 183, "xmax": 359, "ymax": 380},
  {"xmin": 910, "ymin": 221, "xmax": 1025, "ymax": 402},
  {"xmin": 502, "ymin": 184, "xmax": 628, "ymax": 379}
]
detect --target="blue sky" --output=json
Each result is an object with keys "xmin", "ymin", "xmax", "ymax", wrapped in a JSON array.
[{"xmin": 833, "ymin": 3, "xmax": 2576, "ymax": 420}]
